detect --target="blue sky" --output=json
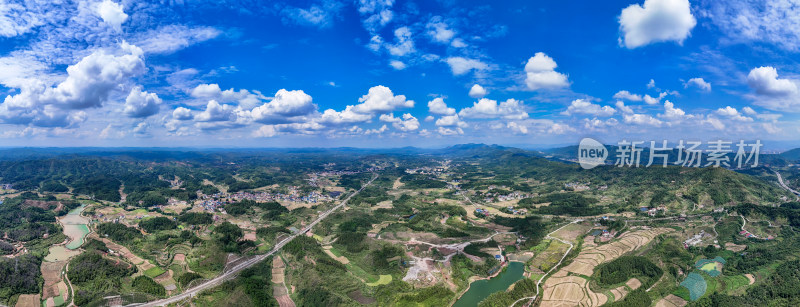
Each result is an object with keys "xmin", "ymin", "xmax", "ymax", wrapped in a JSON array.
[{"xmin": 0, "ymin": 0, "xmax": 799, "ymax": 148}]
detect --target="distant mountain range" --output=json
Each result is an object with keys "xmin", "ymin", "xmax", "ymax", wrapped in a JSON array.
[{"xmin": 0, "ymin": 143, "xmax": 797, "ymax": 164}]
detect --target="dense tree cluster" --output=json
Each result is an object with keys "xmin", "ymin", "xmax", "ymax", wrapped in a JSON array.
[
  {"xmin": 178, "ymin": 212, "xmax": 213, "ymax": 225},
  {"xmin": 139, "ymin": 217, "xmax": 177, "ymax": 233},
  {"xmin": 69, "ymin": 252, "xmax": 134, "ymax": 305},
  {"xmin": 594, "ymin": 256, "xmax": 662, "ymax": 289},
  {"xmin": 97, "ymin": 222, "xmax": 142, "ymax": 243},
  {"xmin": 132, "ymin": 276, "xmax": 165, "ymax": 296},
  {"xmin": 0, "ymin": 255, "xmax": 42, "ymax": 304}
]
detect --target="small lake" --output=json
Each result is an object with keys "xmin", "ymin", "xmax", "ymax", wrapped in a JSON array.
[
  {"xmin": 60, "ymin": 204, "xmax": 90, "ymax": 250},
  {"xmin": 453, "ymin": 261, "xmax": 526, "ymax": 307}
]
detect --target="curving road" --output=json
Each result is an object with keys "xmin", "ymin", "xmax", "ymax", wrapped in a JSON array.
[
  {"xmin": 509, "ymin": 220, "xmax": 580, "ymax": 307},
  {"xmin": 131, "ymin": 173, "xmax": 377, "ymax": 307},
  {"xmin": 775, "ymin": 170, "xmax": 800, "ymax": 201}
]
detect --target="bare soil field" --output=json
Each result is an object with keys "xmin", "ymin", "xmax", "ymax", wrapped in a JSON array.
[
  {"xmin": 655, "ymin": 294, "xmax": 688, "ymax": 307},
  {"xmin": 551, "ymin": 222, "xmax": 593, "ymax": 242},
  {"xmin": 14, "ymin": 294, "xmax": 40, "ymax": 307},
  {"xmin": 725, "ymin": 242, "xmax": 747, "ymax": 252}
]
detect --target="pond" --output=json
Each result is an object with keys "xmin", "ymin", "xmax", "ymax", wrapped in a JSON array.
[
  {"xmin": 60, "ymin": 204, "xmax": 90, "ymax": 250},
  {"xmin": 453, "ymin": 261, "xmax": 526, "ymax": 307}
]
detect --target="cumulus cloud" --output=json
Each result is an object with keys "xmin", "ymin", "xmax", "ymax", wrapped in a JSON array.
[
  {"xmin": 459, "ymin": 98, "xmax": 528, "ymax": 119},
  {"xmin": 190, "ymin": 83, "xmax": 265, "ymax": 108},
  {"xmin": 96, "ymin": 0, "xmax": 127, "ymax": 31},
  {"xmin": 380, "ymin": 113, "xmax": 419, "ymax": 131},
  {"xmin": 0, "ymin": 42, "xmax": 144, "ymax": 127},
  {"xmin": 643, "ymin": 92, "xmax": 667, "ymax": 105},
  {"xmin": 619, "ymin": 0, "xmax": 696, "ymax": 48},
  {"xmin": 352, "ymin": 85, "xmax": 414, "ymax": 114},
  {"xmin": 623, "ymin": 113, "xmax": 663, "ymax": 126},
  {"xmin": 427, "ymin": 97, "xmax": 455, "ymax": 115},
  {"xmin": 615, "ymin": 101, "xmax": 634, "ymax": 114},
  {"xmin": 319, "ymin": 106, "xmax": 373, "ymax": 125},
  {"xmin": 613, "ymin": 90, "xmax": 643, "ymax": 101},
  {"xmin": 715, "ymin": 106, "xmax": 753, "ymax": 122},
  {"xmin": 357, "ymin": 0, "xmax": 394, "ymax": 34},
  {"xmin": 659, "ymin": 100, "xmax": 692, "ymax": 121},
  {"xmin": 173, "ymin": 107, "xmax": 193, "ymax": 120},
  {"xmin": 747, "ymin": 66, "xmax": 798, "ymax": 97},
  {"xmin": 684, "ymin": 77, "xmax": 711, "ymax": 91},
  {"xmin": 123, "ymin": 87, "xmax": 161, "ymax": 118},
  {"xmin": 562, "ymin": 99, "xmax": 616, "ymax": 117},
  {"xmin": 445, "ymin": 57, "xmax": 489, "ymax": 76},
  {"xmin": 524, "ymin": 52, "xmax": 569, "ymax": 90},
  {"xmin": 437, "ymin": 126, "xmax": 464, "ymax": 135},
  {"xmin": 194, "ymin": 100, "xmax": 249, "ymax": 130},
  {"xmin": 435, "ymin": 114, "xmax": 467, "ymax": 128},
  {"xmin": 251, "ymin": 89, "xmax": 316, "ymax": 124},
  {"xmin": 469, "ymin": 84, "xmax": 487, "ymax": 98},
  {"xmin": 746, "ymin": 66, "xmax": 800, "ymax": 110}
]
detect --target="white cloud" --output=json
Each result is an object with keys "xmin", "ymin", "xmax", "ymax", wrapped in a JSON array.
[
  {"xmin": 132, "ymin": 25, "xmax": 221, "ymax": 55},
  {"xmin": 647, "ymin": 79, "xmax": 656, "ymax": 89},
  {"xmin": 280, "ymin": 0, "xmax": 343, "ymax": 29},
  {"xmin": 352, "ymin": 85, "xmax": 413, "ymax": 114},
  {"xmin": 190, "ymin": 83, "xmax": 265, "ymax": 108},
  {"xmin": 742, "ymin": 106, "xmax": 757, "ymax": 115},
  {"xmin": 194, "ymin": 100, "xmax": 247, "ymax": 126},
  {"xmin": 623, "ymin": 113, "xmax": 663, "ymax": 126},
  {"xmin": 357, "ymin": 0, "xmax": 394, "ymax": 34},
  {"xmin": 445, "ymin": 57, "xmax": 489, "ymax": 76},
  {"xmin": 702, "ymin": 116, "xmax": 725, "ymax": 130},
  {"xmin": 96, "ymin": 0, "xmax": 127, "ymax": 31},
  {"xmin": 643, "ymin": 92, "xmax": 667, "ymax": 105},
  {"xmin": 507, "ymin": 122, "xmax": 528, "ymax": 134},
  {"xmin": 389, "ymin": 60, "xmax": 406, "ymax": 70},
  {"xmin": 388, "ymin": 26, "xmax": 415, "ymax": 56},
  {"xmin": 660, "ymin": 100, "xmax": 691, "ymax": 121},
  {"xmin": 524, "ymin": 52, "xmax": 569, "ymax": 90},
  {"xmin": 437, "ymin": 126, "xmax": 463, "ymax": 135},
  {"xmin": 319, "ymin": 106, "xmax": 373, "ymax": 125},
  {"xmin": 459, "ymin": 98, "xmax": 528, "ymax": 119},
  {"xmin": 251, "ymin": 89, "xmax": 316, "ymax": 124},
  {"xmin": 613, "ymin": 90, "xmax": 643, "ymax": 101},
  {"xmin": 451, "ymin": 38, "xmax": 467, "ymax": 48},
  {"xmin": 746, "ymin": 66, "xmax": 800, "ymax": 110},
  {"xmin": 684, "ymin": 77, "xmax": 711, "ymax": 91},
  {"xmin": 0, "ymin": 42, "xmax": 144, "ymax": 127},
  {"xmin": 0, "ymin": 2, "xmax": 44, "ymax": 37},
  {"xmin": 435, "ymin": 114, "xmax": 467, "ymax": 128},
  {"xmin": 173, "ymin": 107, "xmax": 193, "ymax": 120},
  {"xmin": 469, "ymin": 84, "xmax": 487, "ymax": 98},
  {"xmin": 715, "ymin": 106, "xmax": 753, "ymax": 122},
  {"xmin": 365, "ymin": 124, "xmax": 388, "ymax": 135},
  {"xmin": 615, "ymin": 100, "xmax": 634, "ymax": 114},
  {"xmin": 380, "ymin": 113, "xmax": 419, "ymax": 131},
  {"xmin": 747, "ymin": 66, "xmax": 798, "ymax": 97},
  {"xmin": 123, "ymin": 87, "xmax": 161, "ymax": 118},
  {"xmin": 427, "ymin": 97, "xmax": 455, "ymax": 115},
  {"xmin": 426, "ymin": 16, "xmax": 455, "ymax": 43},
  {"xmin": 619, "ymin": 0, "xmax": 696, "ymax": 48},
  {"xmin": 562, "ymin": 99, "xmax": 616, "ymax": 117},
  {"xmin": 702, "ymin": 0, "xmax": 800, "ymax": 51}
]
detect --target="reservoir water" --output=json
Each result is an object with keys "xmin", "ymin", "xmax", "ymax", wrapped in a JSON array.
[{"xmin": 453, "ymin": 261, "xmax": 526, "ymax": 307}]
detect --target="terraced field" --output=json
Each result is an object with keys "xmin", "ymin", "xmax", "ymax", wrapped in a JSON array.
[{"xmin": 540, "ymin": 227, "xmax": 673, "ymax": 307}]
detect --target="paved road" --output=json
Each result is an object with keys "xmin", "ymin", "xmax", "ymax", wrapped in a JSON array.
[
  {"xmin": 775, "ymin": 170, "xmax": 800, "ymax": 200},
  {"xmin": 132, "ymin": 174, "xmax": 377, "ymax": 307}
]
